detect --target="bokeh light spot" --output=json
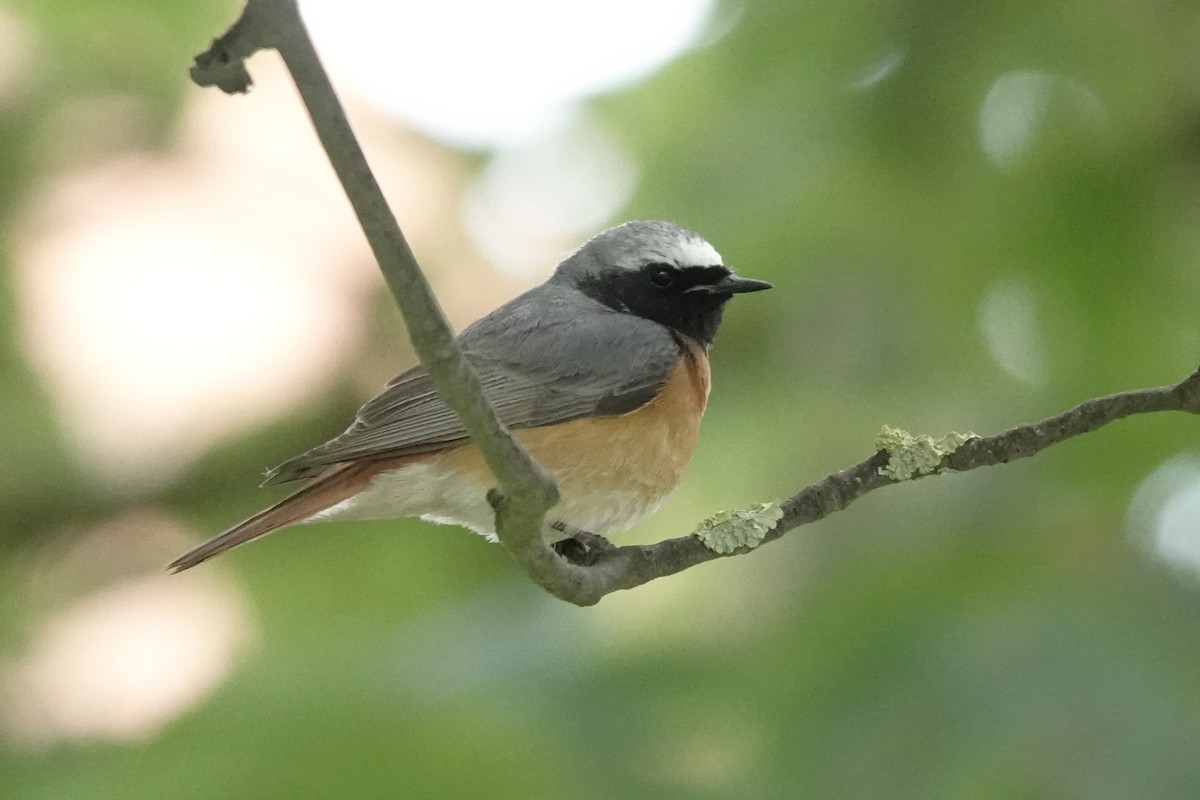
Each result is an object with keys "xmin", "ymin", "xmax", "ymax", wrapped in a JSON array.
[
  {"xmin": 1, "ymin": 566, "xmax": 252, "ymax": 750},
  {"xmin": 463, "ymin": 114, "xmax": 638, "ymax": 278},
  {"xmin": 1129, "ymin": 455, "xmax": 1200, "ymax": 576},
  {"xmin": 979, "ymin": 70, "xmax": 1107, "ymax": 170},
  {"xmin": 302, "ymin": 0, "xmax": 716, "ymax": 147},
  {"xmin": 979, "ymin": 276, "xmax": 1046, "ymax": 385}
]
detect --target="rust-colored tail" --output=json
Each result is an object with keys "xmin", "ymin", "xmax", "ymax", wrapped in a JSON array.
[{"xmin": 168, "ymin": 463, "xmax": 378, "ymax": 572}]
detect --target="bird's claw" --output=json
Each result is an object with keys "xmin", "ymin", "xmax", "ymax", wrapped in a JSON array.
[{"xmin": 550, "ymin": 522, "xmax": 614, "ymax": 566}]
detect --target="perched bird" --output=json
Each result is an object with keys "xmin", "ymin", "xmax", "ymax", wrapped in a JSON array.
[{"xmin": 170, "ymin": 220, "xmax": 771, "ymax": 571}]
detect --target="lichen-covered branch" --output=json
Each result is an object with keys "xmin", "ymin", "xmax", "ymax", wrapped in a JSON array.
[{"xmin": 558, "ymin": 366, "xmax": 1200, "ymax": 605}]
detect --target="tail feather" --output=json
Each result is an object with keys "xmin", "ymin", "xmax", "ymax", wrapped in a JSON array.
[{"xmin": 169, "ymin": 462, "xmax": 379, "ymax": 572}]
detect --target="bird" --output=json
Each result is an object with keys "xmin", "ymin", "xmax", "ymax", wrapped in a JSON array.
[{"xmin": 169, "ymin": 220, "xmax": 771, "ymax": 572}]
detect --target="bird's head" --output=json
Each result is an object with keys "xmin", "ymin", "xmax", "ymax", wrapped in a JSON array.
[{"xmin": 553, "ymin": 220, "xmax": 772, "ymax": 344}]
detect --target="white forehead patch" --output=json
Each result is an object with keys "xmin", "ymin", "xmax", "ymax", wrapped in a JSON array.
[
  {"xmin": 576, "ymin": 221, "xmax": 725, "ymax": 273},
  {"xmin": 668, "ymin": 236, "xmax": 723, "ymax": 267}
]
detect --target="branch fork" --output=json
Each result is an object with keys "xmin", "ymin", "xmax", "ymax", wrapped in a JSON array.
[{"xmin": 192, "ymin": 1, "xmax": 1200, "ymax": 606}]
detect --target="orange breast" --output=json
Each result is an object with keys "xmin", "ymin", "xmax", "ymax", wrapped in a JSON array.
[{"xmin": 439, "ymin": 339, "xmax": 711, "ymax": 532}]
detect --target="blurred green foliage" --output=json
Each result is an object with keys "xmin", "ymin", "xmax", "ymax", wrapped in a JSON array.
[{"xmin": 3, "ymin": 1, "xmax": 1200, "ymax": 798}]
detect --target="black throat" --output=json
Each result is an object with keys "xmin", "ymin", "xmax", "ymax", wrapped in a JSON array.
[{"xmin": 576, "ymin": 265, "xmax": 733, "ymax": 345}]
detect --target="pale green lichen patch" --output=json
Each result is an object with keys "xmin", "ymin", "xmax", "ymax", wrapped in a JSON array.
[
  {"xmin": 877, "ymin": 425, "xmax": 977, "ymax": 481},
  {"xmin": 695, "ymin": 502, "xmax": 784, "ymax": 554}
]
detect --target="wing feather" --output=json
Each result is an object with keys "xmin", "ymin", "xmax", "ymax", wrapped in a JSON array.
[{"xmin": 264, "ymin": 286, "xmax": 681, "ymax": 484}]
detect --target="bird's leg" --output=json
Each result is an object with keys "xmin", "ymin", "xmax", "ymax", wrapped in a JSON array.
[{"xmin": 550, "ymin": 521, "xmax": 614, "ymax": 566}]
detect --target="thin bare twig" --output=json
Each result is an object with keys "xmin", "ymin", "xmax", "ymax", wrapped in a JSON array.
[{"xmin": 192, "ymin": 0, "xmax": 564, "ymax": 589}]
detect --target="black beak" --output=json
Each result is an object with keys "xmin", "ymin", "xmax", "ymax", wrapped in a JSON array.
[{"xmin": 710, "ymin": 272, "xmax": 773, "ymax": 294}]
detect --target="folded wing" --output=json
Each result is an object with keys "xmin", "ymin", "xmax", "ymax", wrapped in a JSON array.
[{"xmin": 264, "ymin": 286, "xmax": 682, "ymax": 484}]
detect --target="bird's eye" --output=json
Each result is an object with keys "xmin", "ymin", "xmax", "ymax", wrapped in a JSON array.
[{"xmin": 646, "ymin": 264, "xmax": 677, "ymax": 289}]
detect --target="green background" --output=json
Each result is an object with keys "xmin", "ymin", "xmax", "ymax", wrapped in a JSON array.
[{"xmin": 3, "ymin": 1, "xmax": 1200, "ymax": 797}]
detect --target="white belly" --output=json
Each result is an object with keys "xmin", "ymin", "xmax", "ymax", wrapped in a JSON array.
[{"xmin": 308, "ymin": 453, "xmax": 668, "ymax": 540}]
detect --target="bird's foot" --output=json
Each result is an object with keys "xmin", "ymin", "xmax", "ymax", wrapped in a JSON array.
[{"xmin": 550, "ymin": 522, "xmax": 614, "ymax": 566}]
